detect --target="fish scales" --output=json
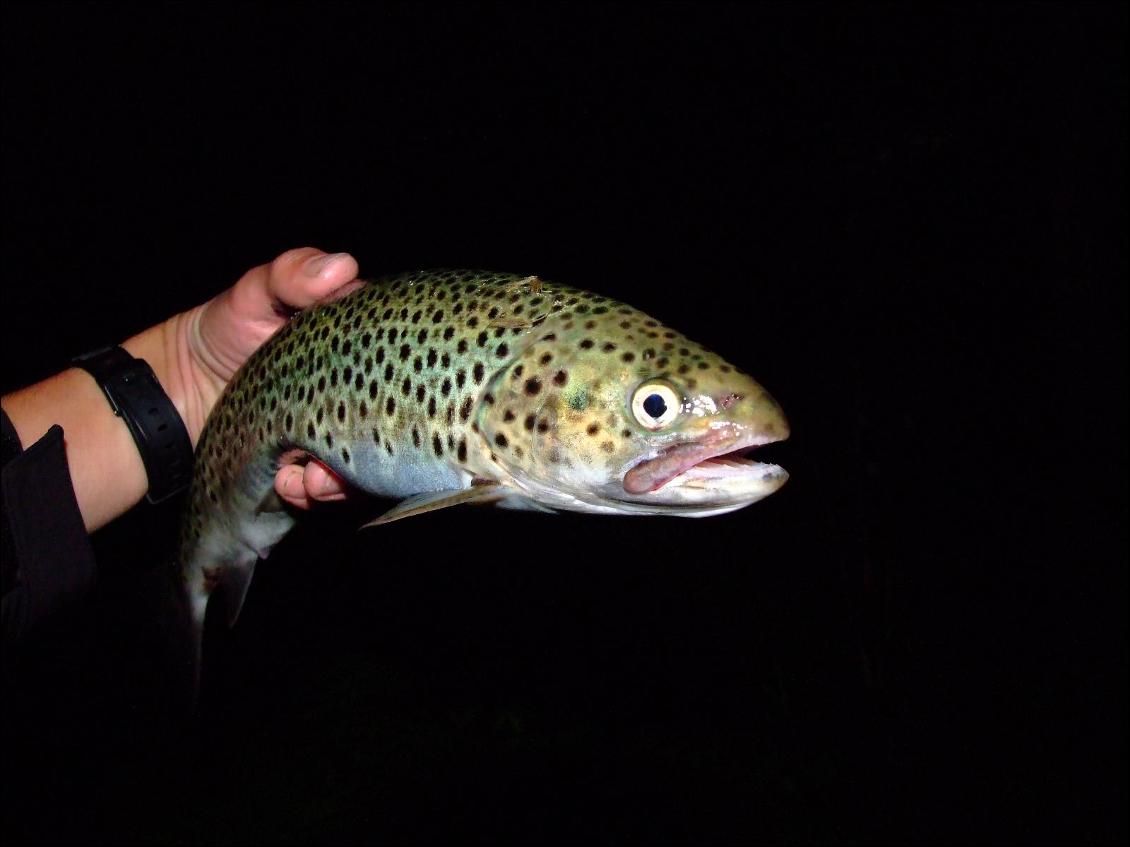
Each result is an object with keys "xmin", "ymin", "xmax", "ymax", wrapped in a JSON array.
[{"xmin": 177, "ymin": 269, "xmax": 789, "ymax": 682}]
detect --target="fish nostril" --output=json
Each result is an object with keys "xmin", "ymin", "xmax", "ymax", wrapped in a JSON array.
[{"xmin": 718, "ymin": 392, "xmax": 742, "ymax": 410}]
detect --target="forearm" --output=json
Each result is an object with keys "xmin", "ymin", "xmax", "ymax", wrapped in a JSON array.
[
  {"xmin": 0, "ymin": 249, "xmax": 356, "ymax": 536},
  {"xmin": 1, "ymin": 316, "xmax": 193, "ymax": 532}
]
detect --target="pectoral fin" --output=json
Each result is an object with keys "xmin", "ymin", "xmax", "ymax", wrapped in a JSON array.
[{"xmin": 361, "ymin": 483, "xmax": 503, "ymax": 528}]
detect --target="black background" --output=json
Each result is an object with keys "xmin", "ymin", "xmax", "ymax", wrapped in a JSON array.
[{"xmin": 2, "ymin": 3, "xmax": 1125, "ymax": 844}]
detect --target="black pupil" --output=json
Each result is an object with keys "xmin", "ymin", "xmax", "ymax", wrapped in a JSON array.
[{"xmin": 642, "ymin": 393, "xmax": 667, "ymax": 419}]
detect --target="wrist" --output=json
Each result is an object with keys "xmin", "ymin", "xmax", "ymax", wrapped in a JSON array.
[
  {"xmin": 72, "ymin": 347, "xmax": 194, "ymax": 505},
  {"xmin": 121, "ymin": 311, "xmax": 208, "ymax": 446}
]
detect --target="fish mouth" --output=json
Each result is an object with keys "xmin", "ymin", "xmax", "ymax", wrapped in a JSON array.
[{"xmin": 622, "ymin": 428, "xmax": 788, "ymax": 498}]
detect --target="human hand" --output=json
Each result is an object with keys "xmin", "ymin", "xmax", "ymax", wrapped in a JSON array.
[{"xmin": 164, "ymin": 247, "xmax": 359, "ymax": 510}]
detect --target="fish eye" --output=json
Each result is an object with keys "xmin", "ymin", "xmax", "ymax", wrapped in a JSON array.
[{"xmin": 630, "ymin": 381, "xmax": 682, "ymax": 430}]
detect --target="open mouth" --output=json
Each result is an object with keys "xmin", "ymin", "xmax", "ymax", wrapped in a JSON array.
[{"xmin": 622, "ymin": 430, "xmax": 788, "ymax": 495}]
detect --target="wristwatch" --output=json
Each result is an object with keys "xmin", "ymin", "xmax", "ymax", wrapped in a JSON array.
[{"xmin": 71, "ymin": 346, "xmax": 194, "ymax": 503}]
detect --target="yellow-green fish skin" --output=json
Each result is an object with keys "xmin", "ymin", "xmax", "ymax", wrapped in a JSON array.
[{"xmin": 177, "ymin": 270, "xmax": 788, "ymax": 669}]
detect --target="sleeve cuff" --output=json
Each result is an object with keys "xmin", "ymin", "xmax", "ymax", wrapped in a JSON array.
[{"xmin": 2, "ymin": 414, "xmax": 97, "ymax": 644}]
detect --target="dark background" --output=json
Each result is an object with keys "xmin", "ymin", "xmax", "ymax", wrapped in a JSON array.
[{"xmin": 2, "ymin": 3, "xmax": 1125, "ymax": 844}]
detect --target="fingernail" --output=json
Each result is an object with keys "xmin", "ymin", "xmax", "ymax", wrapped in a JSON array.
[{"xmin": 304, "ymin": 252, "xmax": 348, "ymax": 277}]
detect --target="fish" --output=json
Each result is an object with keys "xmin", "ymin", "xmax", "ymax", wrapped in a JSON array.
[{"xmin": 175, "ymin": 269, "xmax": 788, "ymax": 688}]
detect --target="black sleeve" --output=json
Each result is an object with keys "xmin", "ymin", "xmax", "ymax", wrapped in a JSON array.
[{"xmin": 1, "ymin": 409, "xmax": 97, "ymax": 645}]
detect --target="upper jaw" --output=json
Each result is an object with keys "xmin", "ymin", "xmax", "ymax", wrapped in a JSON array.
[{"xmin": 622, "ymin": 423, "xmax": 788, "ymax": 496}]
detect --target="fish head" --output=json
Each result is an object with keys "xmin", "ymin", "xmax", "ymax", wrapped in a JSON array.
[{"xmin": 474, "ymin": 296, "xmax": 789, "ymax": 517}]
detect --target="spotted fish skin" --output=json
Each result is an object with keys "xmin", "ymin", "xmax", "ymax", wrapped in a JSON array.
[{"xmin": 178, "ymin": 270, "xmax": 788, "ymax": 666}]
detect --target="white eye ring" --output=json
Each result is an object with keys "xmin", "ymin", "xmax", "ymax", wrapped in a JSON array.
[{"xmin": 631, "ymin": 381, "xmax": 682, "ymax": 430}]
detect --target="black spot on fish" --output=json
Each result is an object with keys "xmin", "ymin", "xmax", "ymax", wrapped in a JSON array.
[
  {"xmin": 432, "ymin": 433, "xmax": 444, "ymax": 457},
  {"xmin": 401, "ymin": 377, "xmax": 411, "ymax": 396},
  {"xmin": 622, "ymin": 352, "xmax": 636, "ymax": 363},
  {"xmin": 460, "ymin": 397, "xmax": 473, "ymax": 421},
  {"xmin": 427, "ymin": 349, "xmax": 438, "ymax": 368},
  {"xmin": 416, "ymin": 384, "xmax": 426, "ymax": 403},
  {"xmin": 494, "ymin": 433, "xmax": 508, "ymax": 448},
  {"xmin": 386, "ymin": 397, "xmax": 396, "ymax": 416},
  {"xmin": 580, "ymin": 339, "xmax": 594, "ymax": 349},
  {"xmin": 341, "ymin": 447, "xmax": 350, "ymax": 464},
  {"xmin": 412, "ymin": 427, "xmax": 421, "ymax": 448},
  {"xmin": 524, "ymin": 377, "xmax": 542, "ymax": 395},
  {"xmin": 472, "ymin": 363, "xmax": 485, "ymax": 384},
  {"xmin": 553, "ymin": 370, "xmax": 567, "ymax": 386},
  {"xmin": 457, "ymin": 438, "xmax": 467, "ymax": 462}
]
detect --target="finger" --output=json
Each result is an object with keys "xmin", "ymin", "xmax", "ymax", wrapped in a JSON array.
[
  {"xmin": 274, "ymin": 460, "xmax": 349, "ymax": 510},
  {"xmin": 275, "ymin": 464, "xmax": 315, "ymax": 510},
  {"xmin": 226, "ymin": 248, "xmax": 360, "ymax": 328},
  {"xmin": 268, "ymin": 248, "xmax": 360, "ymax": 311},
  {"xmin": 302, "ymin": 461, "xmax": 348, "ymax": 501}
]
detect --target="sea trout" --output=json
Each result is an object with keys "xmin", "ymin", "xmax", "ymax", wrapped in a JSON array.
[{"xmin": 179, "ymin": 270, "xmax": 788, "ymax": 675}]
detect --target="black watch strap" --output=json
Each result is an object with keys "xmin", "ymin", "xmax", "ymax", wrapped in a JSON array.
[{"xmin": 71, "ymin": 346, "xmax": 194, "ymax": 504}]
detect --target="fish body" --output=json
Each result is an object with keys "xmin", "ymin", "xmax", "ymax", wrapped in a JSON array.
[{"xmin": 178, "ymin": 270, "xmax": 788, "ymax": 674}]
